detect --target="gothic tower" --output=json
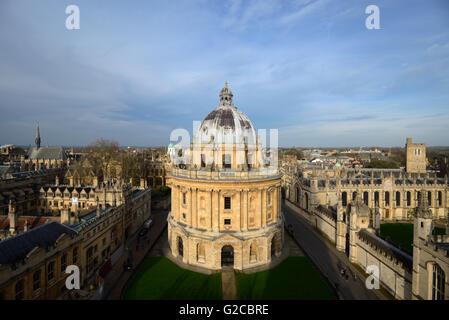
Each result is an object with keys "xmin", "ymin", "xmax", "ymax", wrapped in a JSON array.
[
  {"xmin": 412, "ymin": 189, "xmax": 433, "ymax": 299},
  {"xmin": 406, "ymin": 137, "xmax": 426, "ymax": 174}
]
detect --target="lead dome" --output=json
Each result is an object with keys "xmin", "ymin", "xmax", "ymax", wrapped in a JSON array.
[{"xmin": 197, "ymin": 83, "xmax": 257, "ymax": 145}]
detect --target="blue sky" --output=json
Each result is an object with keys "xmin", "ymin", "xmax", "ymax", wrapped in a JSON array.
[{"xmin": 0, "ymin": 0, "xmax": 448, "ymax": 147}]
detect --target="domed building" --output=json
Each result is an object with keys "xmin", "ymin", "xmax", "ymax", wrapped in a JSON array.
[{"xmin": 167, "ymin": 83, "xmax": 283, "ymax": 271}]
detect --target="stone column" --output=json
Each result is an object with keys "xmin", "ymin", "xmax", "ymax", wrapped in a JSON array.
[
  {"xmin": 192, "ymin": 188, "xmax": 197, "ymax": 229},
  {"xmin": 278, "ymin": 186, "xmax": 282, "ymax": 219},
  {"xmin": 236, "ymin": 190, "xmax": 241, "ymax": 231},
  {"xmin": 263, "ymin": 189, "xmax": 268, "ymax": 227},
  {"xmin": 242, "ymin": 190, "xmax": 248, "ymax": 231},
  {"xmin": 172, "ymin": 185, "xmax": 178, "ymax": 220},
  {"xmin": 213, "ymin": 190, "xmax": 219, "ymax": 231},
  {"xmin": 208, "ymin": 190, "xmax": 213, "ymax": 231},
  {"xmin": 257, "ymin": 189, "xmax": 262, "ymax": 228},
  {"xmin": 188, "ymin": 188, "xmax": 192, "ymax": 225}
]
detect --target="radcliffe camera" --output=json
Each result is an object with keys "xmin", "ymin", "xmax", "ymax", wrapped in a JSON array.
[{"xmin": 0, "ymin": 0, "xmax": 448, "ymax": 316}]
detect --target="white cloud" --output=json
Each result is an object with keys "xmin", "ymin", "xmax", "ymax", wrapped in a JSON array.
[{"xmin": 278, "ymin": 0, "xmax": 329, "ymax": 25}]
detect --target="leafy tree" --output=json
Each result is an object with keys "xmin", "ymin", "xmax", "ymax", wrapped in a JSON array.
[{"xmin": 364, "ymin": 160, "xmax": 399, "ymax": 169}]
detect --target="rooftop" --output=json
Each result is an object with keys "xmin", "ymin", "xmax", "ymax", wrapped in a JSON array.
[{"xmin": 0, "ymin": 221, "xmax": 77, "ymax": 265}]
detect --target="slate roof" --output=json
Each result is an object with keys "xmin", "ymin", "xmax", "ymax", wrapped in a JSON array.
[
  {"xmin": 0, "ymin": 221, "xmax": 77, "ymax": 265},
  {"xmin": 0, "ymin": 216, "xmax": 60, "ymax": 233},
  {"xmin": 27, "ymin": 146, "xmax": 67, "ymax": 160}
]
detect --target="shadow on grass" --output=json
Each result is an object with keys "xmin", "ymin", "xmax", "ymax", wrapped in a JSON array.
[
  {"xmin": 236, "ymin": 257, "xmax": 336, "ymax": 300},
  {"xmin": 123, "ymin": 257, "xmax": 221, "ymax": 300}
]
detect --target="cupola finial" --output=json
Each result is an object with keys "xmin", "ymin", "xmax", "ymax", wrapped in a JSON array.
[{"xmin": 219, "ymin": 82, "xmax": 233, "ymax": 105}]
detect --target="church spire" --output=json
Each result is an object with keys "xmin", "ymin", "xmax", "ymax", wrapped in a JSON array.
[{"xmin": 35, "ymin": 122, "xmax": 41, "ymax": 149}]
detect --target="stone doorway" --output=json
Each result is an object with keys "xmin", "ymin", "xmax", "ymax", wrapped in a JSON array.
[{"xmin": 221, "ymin": 245, "xmax": 234, "ymax": 267}]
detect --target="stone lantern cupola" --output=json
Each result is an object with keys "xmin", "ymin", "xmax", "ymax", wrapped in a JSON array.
[{"xmin": 219, "ymin": 81, "xmax": 233, "ymax": 105}]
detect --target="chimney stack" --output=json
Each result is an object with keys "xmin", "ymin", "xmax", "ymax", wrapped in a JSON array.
[
  {"xmin": 61, "ymin": 205, "xmax": 71, "ymax": 225},
  {"xmin": 8, "ymin": 200, "xmax": 18, "ymax": 235},
  {"xmin": 24, "ymin": 220, "xmax": 30, "ymax": 232}
]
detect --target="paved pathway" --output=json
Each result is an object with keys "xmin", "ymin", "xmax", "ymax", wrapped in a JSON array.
[
  {"xmin": 285, "ymin": 231, "xmax": 304, "ymax": 256},
  {"xmin": 221, "ymin": 268, "xmax": 237, "ymax": 300},
  {"xmin": 103, "ymin": 210, "xmax": 168, "ymax": 300},
  {"xmin": 283, "ymin": 200, "xmax": 388, "ymax": 300}
]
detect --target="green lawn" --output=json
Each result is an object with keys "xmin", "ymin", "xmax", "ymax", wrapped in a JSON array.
[
  {"xmin": 380, "ymin": 223, "xmax": 446, "ymax": 254},
  {"xmin": 235, "ymin": 256, "xmax": 336, "ymax": 300},
  {"xmin": 123, "ymin": 257, "xmax": 222, "ymax": 300}
]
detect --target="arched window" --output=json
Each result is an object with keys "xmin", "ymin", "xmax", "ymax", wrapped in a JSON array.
[
  {"xmin": 431, "ymin": 263, "xmax": 446, "ymax": 300},
  {"xmin": 353, "ymin": 192, "xmax": 357, "ymax": 201},
  {"xmin": 407, "ymin": 191, "xmax": 411, "ymax": 206},
  {"xmin": 250, "ymin": 196, "xmax": 255, "ymax": 209},
  {"xmin": 374, "ymin": 191, "xmax": 380, "ymax": 207},
  {"xmin": 363, "ymin": 191, "xmax": 369, "ymax": 206},
  {"xmin": 385, "ymin": 191, "xmax": 390, "ymax": 206},
  {"xmin": 342, "ymin": 192, "xmax": 347, "ymax": 207}
]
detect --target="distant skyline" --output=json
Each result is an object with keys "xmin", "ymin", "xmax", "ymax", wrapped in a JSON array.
[{"xmin": 1, "ymin": 0, "xmax": 449, "ymax": 147}]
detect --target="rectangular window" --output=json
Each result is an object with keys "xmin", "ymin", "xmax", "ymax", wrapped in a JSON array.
[
  {"xmin": 15, "ymin": 280, "xmax": 24, "ymax": 300},
  {"xmin": 47, "ymin": 261, "xmax": 55, "ymax": 282},
  {"xmin": 224, "ymin": 197, "xmax": 231, "ymax": 210},
  {"xmin": 86, "ymin": 247, "xmax": 94, "ymax": 274},
  {"xmin": 73, "ymin": 248, "xmax": 78, "ymax": 265},
  {"xmin": 224, "ymin": 219, "xmax": 231, "ymax": 225},
  {"xmin": 201, "ymin": 154, "xmax": 206, "ymax": 168},
  {"xmin": 33, "ymin": 270, "xmax": 41, "ymax": 292},
  {"xmin": 222, "ymin": 154, "xmax": 231, "ymax": 168},
  {"xmin": 183, "ymin": 192, "xmax": 186, "ymax": 205},
  {"xmin": 61, "ymin": 254, "xmax": 67, "ymax": 273}
]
